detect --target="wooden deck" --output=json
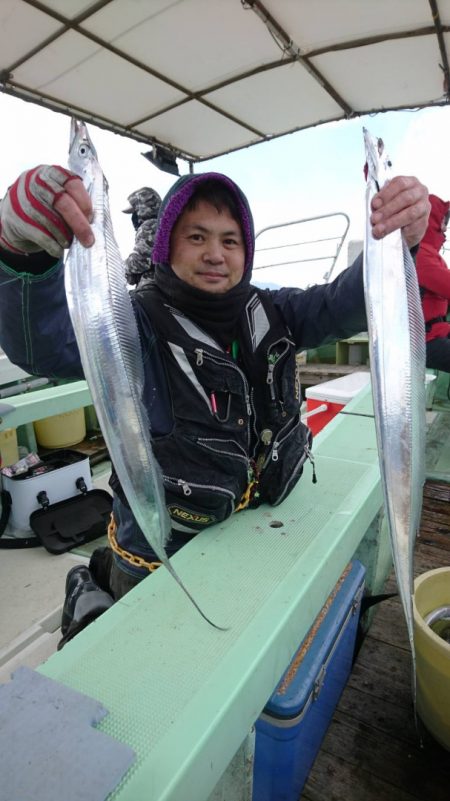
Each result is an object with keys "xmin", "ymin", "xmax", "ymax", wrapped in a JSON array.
[
  {"xmin": 300, "ymin": 363, "xmax": 370, "ymax": 388},
  {"xmin": 300, "ymin": 480, "xmax": 450, "ymax": 801}
]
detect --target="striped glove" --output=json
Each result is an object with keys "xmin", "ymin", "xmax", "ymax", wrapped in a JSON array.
[{"xmin": 0, "ymin": 165, "xmax": 80, "ymax": 258}]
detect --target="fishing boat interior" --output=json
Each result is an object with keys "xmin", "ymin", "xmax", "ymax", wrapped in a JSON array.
[{"xmin": 1, "ymin": 2, "xmax": 450, "ymax": 800}]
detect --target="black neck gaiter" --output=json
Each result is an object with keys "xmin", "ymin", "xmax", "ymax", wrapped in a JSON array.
[{"xmin": 154, "ymin": 264, "xmax": 252, "ymax": 347}]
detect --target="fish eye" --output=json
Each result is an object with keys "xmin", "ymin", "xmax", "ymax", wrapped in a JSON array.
[{"xmin": 78, "ymin": 144, "xmax": 88, "ymax": 157}]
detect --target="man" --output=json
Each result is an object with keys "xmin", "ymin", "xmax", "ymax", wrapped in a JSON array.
[
  {"xmin": 123, "ymin": 186, "xmax": 162, "ymax": 286},
  {"xmin": 0, "ymin": 164, "xmax": 430, "ymax": 636},
  {"xmin": 415, "ymin": 193, "xmax": 450, "ymax": 371}
]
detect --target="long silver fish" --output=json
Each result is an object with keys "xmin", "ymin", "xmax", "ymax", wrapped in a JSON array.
[
  {"xmin": 65, "ymin": 118, "xmax": 223, "ymax": 628},
  {"xmin": 363, "ymin": 128, "xmax": 426, "ymax": 707}
]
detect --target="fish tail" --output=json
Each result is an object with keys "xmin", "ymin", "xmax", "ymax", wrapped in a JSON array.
[{"xmin": 164, "ymin": 558, "xmax": 229, "ymax": 631}]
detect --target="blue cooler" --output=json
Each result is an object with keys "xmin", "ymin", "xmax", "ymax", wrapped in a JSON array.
[{"xmin": 253, "ymin": 560, "xmax": 365, "ymax": 801}]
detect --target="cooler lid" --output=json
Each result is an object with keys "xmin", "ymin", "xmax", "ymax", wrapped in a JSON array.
[
  {"xmin": 263, "ymin": 560, "xmax": 365, "ymax": 719},
  {"xmin": 2, "ymin": 448, "xmax": 89, "ymax": 482},
  {"xmin": 305, "ymin": 372, "xmax": 370, "ymax": 403},
  {"xmin": 29, "ymin": 489, "xmax": 112, "ymax": 555}
]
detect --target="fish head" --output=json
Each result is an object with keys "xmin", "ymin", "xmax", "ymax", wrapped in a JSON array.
[{"xmin": 68, "ymin": 118, "xmax": 99, "ymax": 187}]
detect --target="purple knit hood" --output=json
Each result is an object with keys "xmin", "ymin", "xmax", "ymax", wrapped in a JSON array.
[{"xmin": 151, "ymin": 172, "xmax": 255, "ymax": 274}]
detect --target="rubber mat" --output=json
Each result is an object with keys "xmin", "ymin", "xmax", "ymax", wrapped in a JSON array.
[{"xmin": 0, "ymin": 666, "xmax": 135, "ymax": 801}]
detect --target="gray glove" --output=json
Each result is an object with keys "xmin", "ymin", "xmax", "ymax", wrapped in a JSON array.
[{"xmin": 0, "ymin": 165, "xmax": 80, "ymax": 258}]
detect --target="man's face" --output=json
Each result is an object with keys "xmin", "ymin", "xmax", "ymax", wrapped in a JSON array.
[{"xmin": 170, "ymin": 200, "xmax": 246, "ymax": 293}]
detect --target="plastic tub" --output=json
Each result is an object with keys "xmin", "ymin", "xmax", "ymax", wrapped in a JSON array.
[
  {"xmin": 34, "ymin": 408, "xmax": 86, "ymax": 448},
  {"xmin": 413, "ymin": 567, "xmax": 450, "ymax": 750},
  {"xmin": 2, "ymin": 449, "xmax": 93, "ymax": 531},
  {"xmin": 0, "ymin": 428, "xmax": 19, "ymax": 467},
  {"xmin": 305, "ymin": 372, "xmax": 370, "ymax": 435}
]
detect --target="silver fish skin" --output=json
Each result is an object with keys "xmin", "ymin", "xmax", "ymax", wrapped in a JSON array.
[
  {"xmin": 65, "ymin": 118, "xmax": 223, "ymax": 628},
  {"xmin": 363, "ymin": 128, "xmax": 426, "ymax": 705}
]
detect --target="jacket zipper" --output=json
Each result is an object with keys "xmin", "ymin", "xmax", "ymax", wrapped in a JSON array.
[
  {"xmin": 194, "ymin": 347, "xmax": 252, "ymax": 442},
  {"xmin": 196, "ymin": 437, "xmax": 249, "ymax": 462},
  {"xmin": 266, "ymin": 338, "xmax": 292, "ymax": 401},
  {"xmin": 269, "ymin": 436, "xmax": 316, "ymax": 506},
  {"xmin": 258, "ymin": 414, "xmax": 315, "ymax": 481},
  {"xmin": 164, "ymin": 475, "xmax": 236, "ymax": 501},
  {"xmin": 262, "ymin": 417, "xmax": 301, "ymax": 469}
]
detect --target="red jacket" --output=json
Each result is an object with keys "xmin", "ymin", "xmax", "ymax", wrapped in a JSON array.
[{"xmin": 416, "ymin": 194, "xmax": 450, "ymax": 342}]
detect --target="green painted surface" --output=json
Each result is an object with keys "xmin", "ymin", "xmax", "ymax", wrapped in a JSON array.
[
  {"xmin": 336, "ymin": 382, "xmax": 374, "ymax": 419},
  {"xmin": 430, "ymin": 370, "xmax": 450, "ymax": 411},
  {"xmin": 0, "ymin": 381, "xmax": 91, "ymax": 431},
  {"xmin": 207, "ymin": 734, "xmax": 254, "ymax": 801},
  {"xmin": 426, "ymin": 410, "xmax": 450, "ymax": 480},
  {"xmin": 84, "ymin": 403, "xmax": 100, "ymax": 431},
  {"xmin": 38, "ymin": 391, "xmax": 382, "ymax": 801},
  {"xmin": 306, "ymin": 342, "xmax": 336, "ymax": 363},
  {"xmin": 427, "ymin": 372, "xmax": 450, "ymax": 480},
  {"xmin": 335, "ymin": 333, "xmax": 369, "ymax": 366},
  {"xmin": 353, "ymin": 511, "xmax": 393, "ymax": 630},
  {"xmin": 16, "ymin": 421, "xmax": 38, "ymax": 453},
  {"xmin": 319, "ymin": 384, "xmax": 391, "ymax": 604}
]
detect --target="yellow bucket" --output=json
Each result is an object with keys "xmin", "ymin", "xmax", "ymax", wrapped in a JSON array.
[
  {"xmin": 0, "ymin": 428, "xmax": 19, "ymax": 467},
  {"xmin": 33, "ymin": 408, "xmax": 86, "ymax": 449},
  {"xmin": 413, "ymin": 567, "xmax": 450, "ymax": 750}
]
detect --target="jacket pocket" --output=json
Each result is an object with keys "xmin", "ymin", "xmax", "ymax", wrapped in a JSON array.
[
  {"xmin": 163, "ymin": 475, "xmax": 236, "ymax": 532},
  {"xmin": 155, "ymin": 431, "xmax": 250, "ymax": 532},
  {"xmin": 258, "ymin": 417, "xmax": 312, "ymax": 506}
]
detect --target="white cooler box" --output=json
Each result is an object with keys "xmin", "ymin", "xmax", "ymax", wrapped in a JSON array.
[
  {"xmin": 305, "ymin": 372, "xmax": 371, "ymax": 435},
  {"xmin": 2, "ymin": 450, "xmax": 93, "ymax": 531}
]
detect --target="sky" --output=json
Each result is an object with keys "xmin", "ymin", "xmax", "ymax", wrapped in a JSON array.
[{"xmin": 1, "ymin": 93, "xmax": 450, "ymax": 288}]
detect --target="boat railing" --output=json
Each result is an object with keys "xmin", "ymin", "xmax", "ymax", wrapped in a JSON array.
[{"xmin": 254, "ymin": 212, "xmax": 350, "ymax": 287}]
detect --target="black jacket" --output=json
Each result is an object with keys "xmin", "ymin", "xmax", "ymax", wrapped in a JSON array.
[{"xmin": 109, "ymin": 284, "xmax": 314, "ymax": 534}]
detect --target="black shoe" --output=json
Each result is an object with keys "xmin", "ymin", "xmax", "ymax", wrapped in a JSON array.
[
  {"xmin": 89, "ymin": 546, "xmax": 113, "ymax": 594},
  {"xmin": 59, "ymin": 565, "xmax": 114, "ymax": 642}
]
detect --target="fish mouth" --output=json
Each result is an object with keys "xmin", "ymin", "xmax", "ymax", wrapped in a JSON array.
[
  {"xmin": 69, "ymin": 117, "xmax": 98, "ymax": 161},
  {"xmin": 69, "ymin": 118, "xmax": 82, "ymax": 152}
]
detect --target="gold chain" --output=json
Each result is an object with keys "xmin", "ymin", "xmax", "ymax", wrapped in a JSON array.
[
  {"xmin": 107, "ymin": 514, "xmax": 162, "ymax": 572},
  {"xmin": 235, "ymin": 479, "xmax": 257, "ymax": 512}
]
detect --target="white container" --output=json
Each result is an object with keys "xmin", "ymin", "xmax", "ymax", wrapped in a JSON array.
[
  {"xmin": 305, "ymin": 371, "xmax": 371, "ymax": 405},
  {"xmin": 305, "ymin": 372, "xmax": 371, "ymax": 435},
  {"xmin": 2, "ymin": 455, "xmax": 92, "ymax": 531}
]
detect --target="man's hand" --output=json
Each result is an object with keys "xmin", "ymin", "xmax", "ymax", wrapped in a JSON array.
[
  {"xmin": 0, "ymin": 165, "xmax": 94, "ymax": 259},
  {"xmin": 370, "ymin": 176, "xmax": 430, "ymax": 249}
]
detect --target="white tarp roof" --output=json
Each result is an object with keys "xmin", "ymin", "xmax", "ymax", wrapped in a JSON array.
[{"xmin": 1, "ymin": 0, "xmax": 449, "ymax": 163}]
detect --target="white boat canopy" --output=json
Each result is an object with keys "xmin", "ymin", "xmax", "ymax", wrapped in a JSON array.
[{"xmin": 1, "ymin": 0, "xmax": 449, "ymax": 165}]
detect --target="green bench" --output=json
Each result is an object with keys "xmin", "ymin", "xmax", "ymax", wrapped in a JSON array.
[
  {"xmin": 0, "ymin": 380, "xmax": 91, "ymax": 431},
  {"xmin": 31, "ymin": 384, "xmax": 385, "ymax": 801}
]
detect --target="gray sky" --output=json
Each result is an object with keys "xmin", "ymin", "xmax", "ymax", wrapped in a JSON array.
[{"xmin": 1, "ymin": 94, "xmax": 449, "ymax": 286}]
